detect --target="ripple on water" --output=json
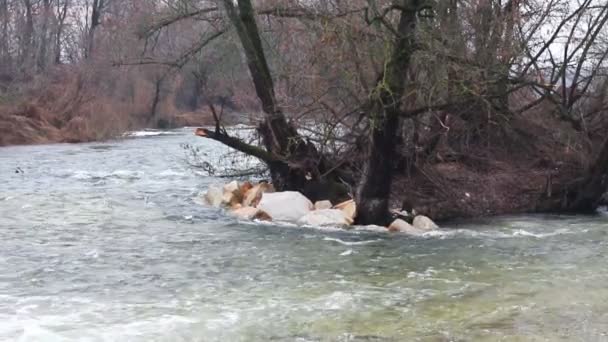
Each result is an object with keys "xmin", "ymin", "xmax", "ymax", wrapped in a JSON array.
[{"xmin": 1, "ymin": 131, "xmax": 608, "ymax": 341}]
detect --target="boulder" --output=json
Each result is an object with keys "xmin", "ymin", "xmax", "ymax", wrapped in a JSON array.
[
  {"xmin": 239, "ymin": 181, "xmax": 253, "ymax": 196},
  {"xmin": 298, "ymin": 209, "xmax": 351, "ymax": 227},
  {"xmin": 221, "ymin": 191, "xmax": 240, "ymax": 207},
  {"xmin": 223, "ymin": 180, "xmax": 240, "ymax": 194},
  {"xmin": 222, "ymin": 181, "xmax": 243, "ymax": 207},
  {"xmin": 243, "ymin": 182, "xmax": 275, "ymax": 207},
  {"xmin": 257, "ymin": 191, "xmax": 313, "ymax": 222},
  {"xmin": 204, "ymin": 185, "xmax": 223, "ymax": 207},
  {"xmin": 230, "ymin": 206, "xmax": 272, "ymax": 221},
  {"xmin": 314, "ymin": 200, "xmax": 333, "ymax": 210},
  {"xmin": 413, "ymin": 215, "xmax": 439, "ymax": 231},
  {"xmin": 390, "ymin": 208, "xmax": 411, "ymax": 219},
  {"xmin": 388, "ymin": 219, "xmax": 426, "ymax": 235},
  {"xmin": 333, "ymin": 199, "xmax": 356, "ymax": 223}
]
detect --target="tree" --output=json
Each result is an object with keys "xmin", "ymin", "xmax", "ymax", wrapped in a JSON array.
[
  {"xmin": 85, "ymin": 0, "xmax": 105, "ymax": 59},
  {"xmin": 4, "ymin": 0, "xmax": 608, "ymax": 225},
  {"xmin": 54, "ymin": 0, "xmax": 70, "ymax": 64},
  {"xmin": 37, "ymin": 0, "xmax": 52, "ymax": 70},
  {"xmin": 197, "ymin": 0, "xmax": 348, "ymax": 202},
  {"xmin": 354, "ymin": 1, "xmax": 424, "ymax": 225},
  {"xmin": 21, "ymin": 0, "xmax": 34, "ymax": 71}
]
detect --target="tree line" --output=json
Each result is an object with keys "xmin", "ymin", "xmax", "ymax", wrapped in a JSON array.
[{"xmin": 3, "ymin": 0, "xmax": 608, "ymax": 224}]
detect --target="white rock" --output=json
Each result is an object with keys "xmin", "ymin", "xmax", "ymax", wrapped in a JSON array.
[
  {"xmin": 333, "ymin": 199, "xmax": 356, "ymax": 223},
  {"xmin": 230, "ymin": 206, "xmax": 271, "ymax": 221},
  {"xmin": 257, "ymin": 191, "xmax": 313, "ymax": 222},
  {"xmin": 239, "ymin": 181, "xmax": 254, "ymax": 197},
  {"xmin": 221, "ymin": 180, "xmax": 242, "ymax": 206},
  {"xmin": 388, "ymin": 219, "xmax": 426, "ymax": 235},
  {"xmin": 220, "ymin": 192, "xmax": 236, "ymax": 206},
  {"xmin": 223, "ymin": 180, "xmax": 239, "ymax": 194},
  {"xmin": 243, "ymin": 183, "xmax": 275, "ymax": 207},
  {"xmin": 390, "ymin": 208, "xmax": 410, "ymax": 217},
  {"xmin": 298, "ymin": 209, "xmax": 351, "ymax": 227},
  {"xmin": 314, "ymin": 200, "xmax": 333, "ymax": 210},
  {"xmin": 413, "ymin": 215, "xmax": 439, "ymax": 231},
  {"xmin": 204, "ymin": 185, "xmax": 223, "ymax": 207}
]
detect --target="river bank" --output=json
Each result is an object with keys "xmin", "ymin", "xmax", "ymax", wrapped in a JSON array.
[{"xmin": 0, "ymin": 103, "xmax": 230, "ymax": 147}]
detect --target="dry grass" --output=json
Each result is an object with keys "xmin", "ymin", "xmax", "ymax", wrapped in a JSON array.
[{"xmin": 0, "ymin": 64, "xmax": 220, "ymax": 146}]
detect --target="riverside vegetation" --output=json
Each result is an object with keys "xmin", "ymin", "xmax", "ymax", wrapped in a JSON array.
[{"xmin": 3, "ymin": 0, "xmax": 608, "ymax": 225}]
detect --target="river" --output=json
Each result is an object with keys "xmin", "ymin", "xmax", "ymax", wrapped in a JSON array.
[{"xmin": 0, "ymin": 128, "xmax": 607, "ymax": 341}]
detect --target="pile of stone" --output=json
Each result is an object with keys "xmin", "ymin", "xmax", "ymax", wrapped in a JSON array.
[{"xmin": 203, "ymin": 181, "xmax": 439, "ymax": 235}]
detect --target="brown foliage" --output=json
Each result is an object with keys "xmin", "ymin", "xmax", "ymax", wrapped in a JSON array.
[{"xmin": 390, "ymin": 103, "xmax": 600, "ymax": 221}]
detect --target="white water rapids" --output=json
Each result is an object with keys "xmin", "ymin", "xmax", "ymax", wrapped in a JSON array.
[{"xmin": 1, "ymin": 129, "xmax": 608, "ymax": 341}]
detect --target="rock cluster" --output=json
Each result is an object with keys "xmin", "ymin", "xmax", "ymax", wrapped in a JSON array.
[{"xmin": 203, "ymin": 181, "xmax": 439, "ymax": 235}]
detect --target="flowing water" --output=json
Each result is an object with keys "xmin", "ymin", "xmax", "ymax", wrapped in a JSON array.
[{"xmin": 1, "ymin": 129, "xmax": 608, "ymax": 341}]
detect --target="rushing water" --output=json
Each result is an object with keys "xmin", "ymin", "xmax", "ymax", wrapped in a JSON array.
[{"xmin": 1, "ymin": 129, "xmax": 608, "ymax": 341}]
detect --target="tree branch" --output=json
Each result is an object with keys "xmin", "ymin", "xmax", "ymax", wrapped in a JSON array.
[
  {"xmin": 195, "ymin": 128, "xmax": 280, "ymax": 164},
  {"xmin": 139, "ymin": 7, "xmax": 219, "ymax": 38},
  {"xmin": 258, "ymin": 6, "xmax": 364, "ymax": 20},
  {"xmin": 116, "ymin": 28, "xmax": 226, "ymax": 68}
]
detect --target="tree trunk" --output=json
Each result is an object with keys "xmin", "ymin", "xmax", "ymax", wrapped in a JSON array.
[
  {"xmin": 55, "ymin": 0, "xmax": 69, "ymax": 64},
  {"xmin": 37, "ymin": 0, "xmax": 52, "ymax": 71},
  {"xmin": 0, "ymin": 0, "xmax": 9, "ymax": 67},
  {"xmin": 0, "ymin": 0, "xmax": 9, "ymax": 61},
  {"xmin": 445, "ymin": 0, "xmax": 460, "ymax": 99},
  {"xmin": 538, "ymin": 136, "xmax": 608, "ymax": 213},
  {"xmin": 355, "ymin": 2, "xmax": 420, "ymax": 225},
  {"xmin": 85, "ymin": 0, "xmax": 103, "ymax": 59},
  {"xmin": 150, "ymin": 77, "xmax": 162, "ymax": 125},
  {"xmin": 493, "ymin": 0, "xmax": 519, "ymax": 114},
  {"xmin": 21, "ymin": 0, "xmax": 34, "ymax": 71},
  {"xmin": 221, "ymin": 0, "xmax": 330, "ymax": 194}
]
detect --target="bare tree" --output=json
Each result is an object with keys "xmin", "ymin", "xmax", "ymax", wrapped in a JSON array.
[{"xmin": 85, "ymin": 0, "xmax": 105, "ymax": 59}]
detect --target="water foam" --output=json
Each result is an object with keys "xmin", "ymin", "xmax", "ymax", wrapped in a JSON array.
[
  {"xmin": 323, "ymin": 237, "xmax": 381, "ymax": 246},
  {"xmin": 124, "ymin": 130, "xmax": 176, "ymax": 137}
]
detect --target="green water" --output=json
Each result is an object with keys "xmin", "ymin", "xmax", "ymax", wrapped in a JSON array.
[{"xmin": 0, "ymin": 129, "xmax": 607, "ymax": 341}]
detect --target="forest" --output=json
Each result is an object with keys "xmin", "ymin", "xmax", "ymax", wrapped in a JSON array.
[{"xmin": 2, "ymin": 0, "xmax": 608, "ymax": 225}]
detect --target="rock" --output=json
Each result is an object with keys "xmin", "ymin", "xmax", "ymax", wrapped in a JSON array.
[
  {"xmin": 301, "ymin": 180, "xmax": 350, "ymax": 205},
  {"xmin": 413, "ymin": 215, "xmax": 439, "ymax": 231},
  {"xmin": 239, "ymin": 181, "xmax": 253, "ymax": 196},
  {"xmin": 388, "ymin": 219, "xmax": 426, "ymax": 235},
  {"xmin": 314, "ymin": 200, "xmax": 333, "ymax": 210},
  {"xmin": 221, "ymin": 191, "xmax": 240, "ymax": 207},
  {"xmin": 230, "ymin": 206, "xmax": 272, "ymax": 221},
  {"xmin": 222, "ymin": 181, "xmax": 242, "ymax": 206},
  {"xmin": 388, "ymin": 219, "xmax": 409, "ymax": 232},
  {"xmin": 257, "ymin": 191, "xmax": 313, "ymax": 222},
  {"xmin": 390, "ymin": 208, "xmax": 411, "ymax": 219},
  {"xmin": 204, "ymin": 185, "xmax": 223, "ymax": 207},
  {"xmin": 223, "ymin": 180, "xmax": 239, "ymax": 193},
  {"xmin": 243, "ymin": 182, "xmax": 275, "ymax": 207},
  {"xmin": 333, "ymin": 199, "xmax": 356, "ymax": 223},
  {"xmin": 298, "ymin": 209, "xmax": 351, "ymax": 227}
]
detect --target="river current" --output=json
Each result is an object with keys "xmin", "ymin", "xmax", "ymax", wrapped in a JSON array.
[{"xmin": 1, "ymin": 129, "xmax": 608, "ymax": 341}]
